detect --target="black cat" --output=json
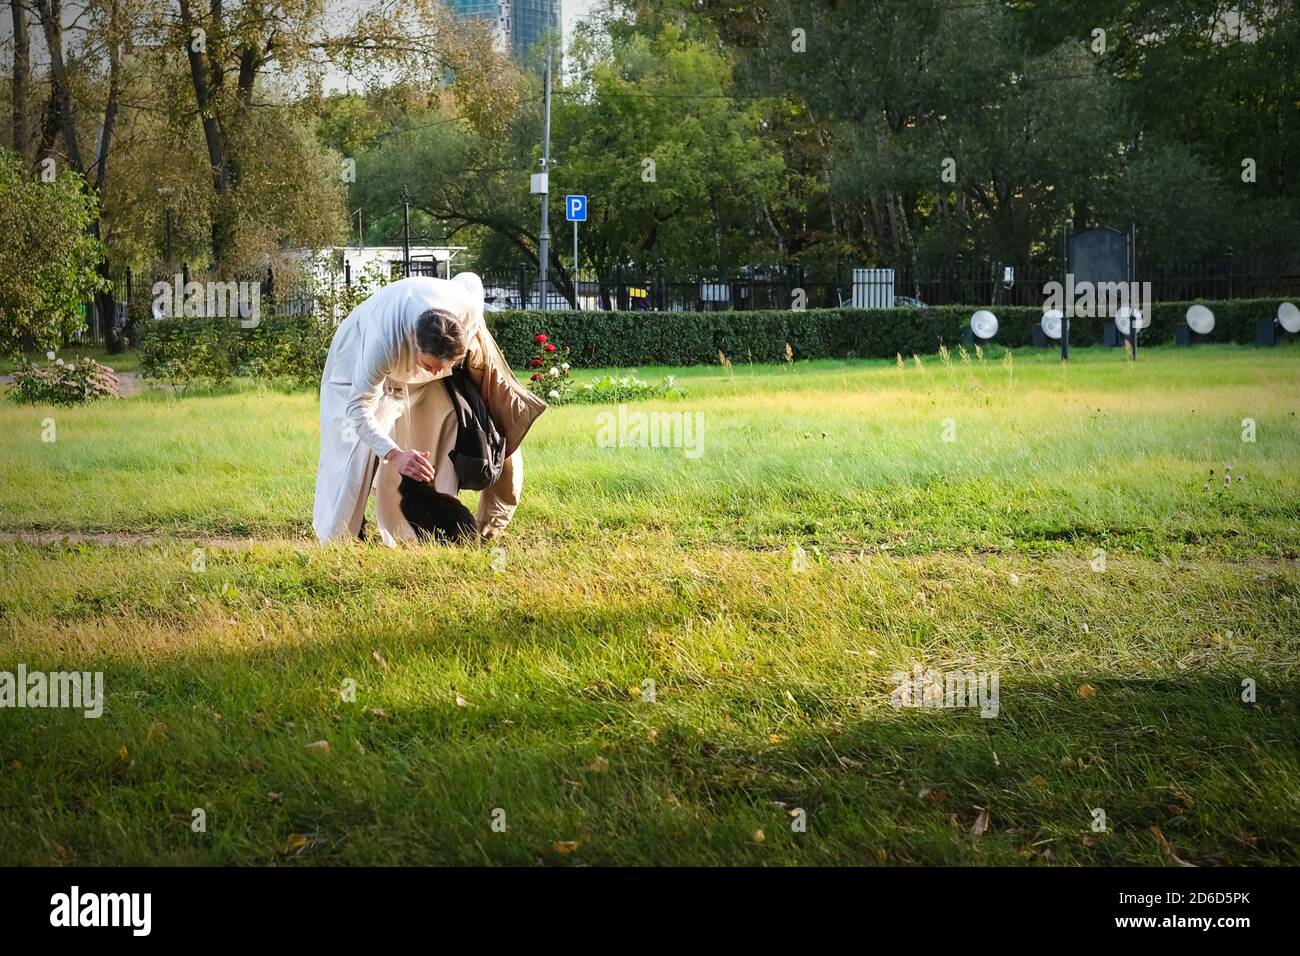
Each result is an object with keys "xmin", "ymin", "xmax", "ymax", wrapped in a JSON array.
[{"xmin": 397, "ymin": 475, "xmax": 478, "ymax": 544}]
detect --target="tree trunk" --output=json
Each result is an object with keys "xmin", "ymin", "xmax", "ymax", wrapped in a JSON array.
[
  {"xmin": 96, "ymin": 0, "xmax": 124, "ymax": 352},
  {"xmin": 11, "ymin": 0, "xmax": 29, "ymax": 162},
  {"xmin": 34, "ymin": 0, "xmax": 84, "ymax": 174},
  {"xmin": 179, "ymin": 0, "xmax": 235, "ymax": 272}
]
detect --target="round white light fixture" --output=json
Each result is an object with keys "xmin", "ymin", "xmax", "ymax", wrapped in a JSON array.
[
  {"xmin": 970, "ymin": 310, "xmax": 999, "ymax": 340},
  {"xmin": 1114, "ymin": 306, "xmax": 1147, "ymax": 336},
  {"xmin": 1041, "ymin": 309, "xmax": 1063, "ymax": 340},
  {"xmin": 1279, "ymin": 301, "xmax": 1300, "ymax": 335},
  {"xmin": 1186, "ymin": 304, "xmax": 1215, "ymax": 335}
]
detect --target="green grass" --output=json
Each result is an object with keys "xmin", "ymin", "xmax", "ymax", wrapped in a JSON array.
[{"xmin": 1, "ymin": 344, "xmax": 1298, "ymax": 864}]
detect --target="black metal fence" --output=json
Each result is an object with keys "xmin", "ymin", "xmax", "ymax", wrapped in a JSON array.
[
  {"xmin": 480, "ymin": 255, "xmax": 1300, "ymax": 313},
  {"xmin": 72, "ymin": 254, "xmax": 1300, "ymax": 347}
]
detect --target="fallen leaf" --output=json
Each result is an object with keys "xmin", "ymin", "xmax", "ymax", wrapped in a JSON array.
[
  {"xmin": 305, "ymin": 740, "xmax": 332, "ymax": 755},
  {"xmin": 284, "ymin": 833, "xmax": 310, "ymax": 854},
  {"xmin": 1076, "ymin": 683, "xmax": 1097, "ymax": 699},
  {"xmin": 552, "ymin": 840, "xmax": 580, "ymax": 855},
  {"xmin": 753, "ymin": 829, "xmax": 765, "ymax": 844},
  {"xmin": 115, "ymin": 745, "xmax": 128, "ymax": 761}
]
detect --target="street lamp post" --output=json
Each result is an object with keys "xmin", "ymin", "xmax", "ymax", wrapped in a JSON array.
[{"xmin": 538, "ymin": 24, "xmax": 553, "ymax": 310}]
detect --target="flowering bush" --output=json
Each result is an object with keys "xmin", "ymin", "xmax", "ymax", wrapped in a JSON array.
[
  {"xmin": 9, "ymin": 353, "xmax": 121, "ymax": 405},
  {"xmin": 572, "ymin": 374, "xmax": 687, "ymax": 404},
  {"xmin": 523, "ymin": 332, "xmax": 576, "ymax": 404}
]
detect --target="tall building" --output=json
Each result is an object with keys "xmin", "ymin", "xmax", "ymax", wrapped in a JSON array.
[{"xmin": 447, "ymin": 0, "xmax": 561, "ymax": 59}]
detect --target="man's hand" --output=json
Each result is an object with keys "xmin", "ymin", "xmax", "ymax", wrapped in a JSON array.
[{"xmin": 386, "ymin": 449, "xmax": 435, "ymax": 482}]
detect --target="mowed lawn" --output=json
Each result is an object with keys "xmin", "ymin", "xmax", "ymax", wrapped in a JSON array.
[{"xmin": 1, "ymin": 345, "xmax": 1298, "ymax": 865}]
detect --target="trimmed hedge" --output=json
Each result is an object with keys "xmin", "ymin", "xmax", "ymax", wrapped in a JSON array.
[
  {"xmin": 486, "ymin": 298, "xmax": 1293, "ymax": 368},
  {"xmin": 136, "ymin": 297, "xmax": 1292, "ymax": 389},
  {"xmin": 137, "ymin": 314, "xmax": 332, "ymax": 389}
]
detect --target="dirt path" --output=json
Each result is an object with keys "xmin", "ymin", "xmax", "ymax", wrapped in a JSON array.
[{"xmin": 0, "ymin": 530, "xmax": 309, "ymax": 550}]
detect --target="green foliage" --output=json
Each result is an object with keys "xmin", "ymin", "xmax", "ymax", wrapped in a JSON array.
[
  {"xmin": 133, "ymin": 296, "xmax": 1289, "ymax": 392},
  {"xmin": 8, "ymin": 354, "xmax": 121, "ymax": 406},
  {"xmin": 137, "ymin": 316, "xmax": 331, "ymax": 391},
  {"xmin": 138, "ymin": 319, "xmax": 237, "ymax": 392},
  {"xmin": 488, "ymin": 298, "xmax": 1290, "ymax": 367},
  {"xmin": 573, "ymin": 373, "xmax": 687, "ymax": 404},
  {"xmin": 0, "ymin": 150, "xmax": 107, "ymax": 356}
]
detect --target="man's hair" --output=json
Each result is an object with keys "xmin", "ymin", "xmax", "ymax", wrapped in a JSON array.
[{"xmin": 415, "ymin": 308, "xmax": 468, "ymax": 361}]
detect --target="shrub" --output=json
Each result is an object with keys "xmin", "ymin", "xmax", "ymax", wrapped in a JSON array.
[
  {"xmin": 137, "ymin": 315, "xmax": 330, "ymax": 390},
  {"xmin": 0, "ymin": 149, "xmax": 107, "ymax": 355},
  {"xmin": 134, "ymin": 296, "xmax": 1293, "ymax": 390},
  {"xmin": 9, "ymin": 353, "xmax": 121, "ymax": 405},
  {"xmin": 137, "ymin": 318, "xmax": 238, "ymax": 391},
  {"xmin": 572, "ymin": 374, "xmax": 687, "ymax": 404},
  {"xmin": 486, "ymin": 298, "xmax": 1293, "ymax": 367}
]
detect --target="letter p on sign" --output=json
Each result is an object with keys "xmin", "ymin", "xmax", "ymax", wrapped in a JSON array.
[{"xmin": 565, "ymin": 195, "xmax": 587, "ymax": 222}]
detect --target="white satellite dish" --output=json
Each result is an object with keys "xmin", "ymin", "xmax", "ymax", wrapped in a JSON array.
[
  {"xmin": 1279, "ymin": 302, "xmax": 1300, "ymax": 335},
  {"xmin": 1041, "ymin": 309, "xmax": 1063, "ymax": 340},
  {"xmin": 1186, "ymin": 304, "xmax": 1215, "ymax": 335},
  {"xmin": 970, "ymin": 310, "xmax": 999, "ymax": 340},
  {"xmin": 1114, "ymin": 306, "xmax": 1147, "ymax": 336}
]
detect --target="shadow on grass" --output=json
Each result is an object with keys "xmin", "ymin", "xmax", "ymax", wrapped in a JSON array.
[{"xmin": 2, "ymin": 620, "xmax": 1297, "ymax": 866}]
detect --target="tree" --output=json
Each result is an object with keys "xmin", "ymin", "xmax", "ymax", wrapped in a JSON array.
[
  {"xmin": 351, "ymin": 8, "xmax": 783, "ymax": 307},
  {"xmin": 166, "ymin": 0, "xmax": 512, "ymax": 274},
  {"xmin": 0, "ymin": 148, "xmax": 106, "ymax": 355},
  {"xmin": 552, "ymin": 13, "xmax": 784, "ymax": 299}
]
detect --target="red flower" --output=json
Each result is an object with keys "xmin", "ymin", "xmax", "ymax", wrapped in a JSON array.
[
  {"xmin": 530, "ymin": 373, "xmax": 541, "ymax": 381},
  {"xmin": 543, "ymin": 343, "xmax": 556, "ymax": 352},
  {"xmin": 534, "ymin": 333, "xmax": 548, "ymax": 344},
  {"xmin": 530, "ymin": 358, "xmax": 542, "ymax": 367}
]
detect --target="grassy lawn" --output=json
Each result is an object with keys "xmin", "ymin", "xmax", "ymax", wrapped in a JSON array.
[{"xmin": 1, "ymin": 344, "xmax": 1298, "ymax": 864}]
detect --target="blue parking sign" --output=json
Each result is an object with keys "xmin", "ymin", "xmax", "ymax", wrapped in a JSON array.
[{"xmin": 565, "ymin": 195, "xmax": 587, "ymax": 222}]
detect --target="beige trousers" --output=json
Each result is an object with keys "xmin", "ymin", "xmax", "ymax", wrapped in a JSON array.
[{"xmin": 346, "ymin": 378, "xmax": 460, "ymax": 546}]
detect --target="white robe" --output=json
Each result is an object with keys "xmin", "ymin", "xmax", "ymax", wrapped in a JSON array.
[{"xmin": 312, "ymin": 274, "xmax": 486, "ymax": 545}]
